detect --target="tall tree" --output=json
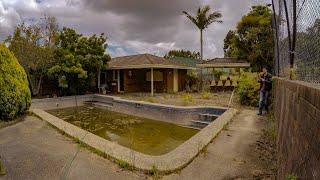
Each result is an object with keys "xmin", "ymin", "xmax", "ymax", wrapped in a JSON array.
[
  {"xmin": 223, "ymin": 5, "xmax": 274, "ymax": 71},
  {"xmin": 48, "ymin": 27, "xmax": 110, "ymax": 95},
  {"xmin": 5, "ymin": 17, "xmax": 58, "ymax": 96},
  {"xmin": 75, "ymin": 33, "xmax": 111, "ymax": 91},
  {"xmin": 183, "ymin": 5, "xmax": 222, "ymax": 60},
  {"xmin": 40, "ymin": 15, "xmax": 59, "ymax": 47},
  {"xmin": 164, "ymin": 49, "xmax": 200, "ymax": 59},
  {"xmin": 48, "ymin": 27, "xmax": 87, "ymax": 95}
]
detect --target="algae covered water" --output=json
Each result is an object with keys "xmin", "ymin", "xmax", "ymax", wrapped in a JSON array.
[{"xmin": 47, "ymin": 105, "xmax": 198, "ymax": 155}]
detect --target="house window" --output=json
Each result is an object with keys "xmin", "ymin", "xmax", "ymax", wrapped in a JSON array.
[
  {"xmin": 113, "ymin": 70, "xmax": 118, "ymax": 80},
  {"xmin": 146, "ymin": 71, "xmax": 163, "ymax": 81}
]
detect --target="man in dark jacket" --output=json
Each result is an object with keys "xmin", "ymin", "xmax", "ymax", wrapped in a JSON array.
[{"xmin": 258, "ymin": 67, "xmax": 272, "ymax": 115}]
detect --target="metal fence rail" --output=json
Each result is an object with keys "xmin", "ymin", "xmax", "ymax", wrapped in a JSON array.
[{"xmin": 272, "ymin": 0, "xmax": 320, "ymax": 83}]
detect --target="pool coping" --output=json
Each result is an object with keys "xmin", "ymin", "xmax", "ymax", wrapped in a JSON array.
[
  {"xmin": 96, "ymin": 94, "xmax": 229, "ymax": 110},
  {"xmin": 31, "ymin": 101, "xmax": 237, "ymax": 173}
]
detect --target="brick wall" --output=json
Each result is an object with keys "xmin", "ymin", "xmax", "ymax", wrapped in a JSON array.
[{"xmin": 274, "ymin": 78, "xmax": 320, "ymax": 179}]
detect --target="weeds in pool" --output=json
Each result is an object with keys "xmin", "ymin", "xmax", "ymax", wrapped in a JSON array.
[{"xmin": 201, "ymin": 92, "xmax": 211, "ymax": 100}]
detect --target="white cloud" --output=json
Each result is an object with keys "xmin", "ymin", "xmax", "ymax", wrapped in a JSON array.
[
  {"xmin": 0, "ymin": 0, "xmax": 269, "ymax": 58},
  {"xmin": 0, "ymin": 1, "xmax": 21, "ymax": 40}
]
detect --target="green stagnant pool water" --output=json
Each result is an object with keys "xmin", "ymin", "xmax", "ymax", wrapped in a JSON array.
[{"xmin": 47, "ymin": 106, "xmax": 198, "ymax": 155}]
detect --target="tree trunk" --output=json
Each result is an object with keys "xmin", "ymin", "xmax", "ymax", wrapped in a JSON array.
[
  {"xmin": 200, "ymin": 29, "xmax": 203, "ymax": 61},
  {"xmin": 97, "ymin": 68, "xmax": 101, "ymax": 92},
  {"xmin": 26, "ymin": 75, "xmax": 34, "ymax": 96},
  {"xmin": 200, "ymin": 29, "xmax": 204, "ymax": 92},
  {"xmin": 35, "ymin": 75, "xmax": 43, "ymax": 96},
  {"xmin": 26, "ymin": 73, "xmax": 42, "ymax": 97}
]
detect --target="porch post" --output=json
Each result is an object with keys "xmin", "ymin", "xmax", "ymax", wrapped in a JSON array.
[
  {"xmin": 151, "ymin": 68, "xmax": 154, "ymax": 96},
  {"xmin": 117, "ymin": 70, "xmax": 120, "ymax": 93}
]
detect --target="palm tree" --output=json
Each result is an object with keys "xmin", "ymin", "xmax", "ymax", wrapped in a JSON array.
[
  {"xmin": 183, "ymin": 5, "xmax": 222, "ymax": 61},
  {"xmin": 183, "ymin": 5, "xmax": 222, "ymax": 91}
]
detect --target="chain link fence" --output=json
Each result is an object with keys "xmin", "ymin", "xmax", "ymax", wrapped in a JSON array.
[{"xmin": 272, "ymin": 0, "xmax": 320, "ymax": 83}]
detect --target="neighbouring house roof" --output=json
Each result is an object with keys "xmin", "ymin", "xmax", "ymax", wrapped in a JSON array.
[
  {"xmin": 169, "ymin": 57, "xmax": 199, "ymax": 67},
  {"xmin": 196, "ymin": 58, "xmax": 251, "ymax": 68},
  {"xmin": 107, "ymin": 54, "xmax": 195, "ymax": 70}
]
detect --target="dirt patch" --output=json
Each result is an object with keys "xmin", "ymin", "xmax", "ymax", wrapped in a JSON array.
[{"xmin": 248, "ymin": 115, "xmax": 277, "ymax": 179}]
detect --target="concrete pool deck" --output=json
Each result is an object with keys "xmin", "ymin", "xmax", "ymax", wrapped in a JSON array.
[{"xmin": 0, "ymin": 109, "xmax": 267, "ymax": 179}]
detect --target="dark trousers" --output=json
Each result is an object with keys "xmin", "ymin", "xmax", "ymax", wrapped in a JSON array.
[{"xmin": 259, "ymin": 90, "xmax": 269, "ymax": 113}]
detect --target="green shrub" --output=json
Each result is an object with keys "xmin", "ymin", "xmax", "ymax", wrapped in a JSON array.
[
  {"xmin": 201, "ymin": 92, "xmax": 210, "ymax": 99},
  {"xmin": 182, "ymin": 93, "xmax": 193, "ymax": 105},
  {"xmin": 212, "ymin": 69, "xmax": 224, "ymax": 80},
  {"xmin": 236, "ymin": 72, "xmax": 260, "ymax": 106},
  {"xmin": 0, "ymin": 44, "xmax": 31, "ymax": 120}
]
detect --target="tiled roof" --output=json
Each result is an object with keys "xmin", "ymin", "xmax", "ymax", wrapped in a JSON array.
[
  {"xmin": 197, "ymin": 58, "xmax": 250, "ymax": 68},
  {"xmin": 169, "ymin": 57, "xmax": 199, "ymax": 67},
  {"xmin": 202, "ymin": 58, "xmax": 248, "ymax": 64},
  {"xmin": 107, "ymin": 54, "xmax": 194, "ymax": 69}
]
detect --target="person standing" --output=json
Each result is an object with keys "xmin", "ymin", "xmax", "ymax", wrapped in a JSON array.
[{"xmin": 258, "ymin": 67, "xmax": 272, "ymax": 115}]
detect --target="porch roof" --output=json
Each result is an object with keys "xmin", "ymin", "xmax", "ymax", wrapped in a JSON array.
[
  {"xmin": 196, "ymin": 58, "xmax": 251, "ymax": 68},
  {"xmin": 107, "ymin": 54, "xmax": 195, "ymax": 70}
]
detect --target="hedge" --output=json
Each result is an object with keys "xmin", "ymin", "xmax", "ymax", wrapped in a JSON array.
[{"xmin": 0, "ymin": 44, "xmax": 31, "ymax": 120}]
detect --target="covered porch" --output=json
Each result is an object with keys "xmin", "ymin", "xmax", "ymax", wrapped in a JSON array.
[
  {"xmin": 99, "ymin": 54, "xmax": 194, "ymax": 96},
  {"xmin": 197, "ymin": 58, "xmax": 251, "ymax": 91}
]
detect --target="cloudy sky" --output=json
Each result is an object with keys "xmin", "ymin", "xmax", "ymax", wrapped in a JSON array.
[{"xmin": 0, "ymin": 0, "xmax": 268, "ymax": 58}]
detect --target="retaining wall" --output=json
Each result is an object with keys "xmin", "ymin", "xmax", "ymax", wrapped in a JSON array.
[{"xmin": 274, "ymin": 78, "xmax": 320, "ymax": 179}]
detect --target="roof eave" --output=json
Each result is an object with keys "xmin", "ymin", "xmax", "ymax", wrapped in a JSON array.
[
  {"xmin": 196, "ymin": 63, "xmax": 251, "ymax": 68},
  {"xmin": 107, "ymin": 64, "xmax": 196, "ymax": 70}
]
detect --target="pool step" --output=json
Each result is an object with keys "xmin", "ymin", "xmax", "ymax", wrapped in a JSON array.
[
  {"xmin": 191, "ymin": 120, "xmax": 211, "ymax": 125},
  {"xmin": 188, "ymin": 113, "xmax": 220, "ymax": 129},
  {"xmin": 188, "ymin": 122, "xmax": 207, "ymax": 129},
  {"xmin": 91, "ymin": 102, "xmax": 113, "ymax": 109},
  {"xmin": 199, "ymin": 113, "xmax": 219, "ymax": 122},
  {"xmin": 189, "ymin": 120, "xmax": 211, "ymax": 129}
]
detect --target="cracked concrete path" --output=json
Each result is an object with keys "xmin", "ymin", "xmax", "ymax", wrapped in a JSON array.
[
  {"xmin": 164, "ymin": 109, "xmax": 266, "ymax": 180},
  {"xmin": 0, "ymin": 116, "xmax": 146, "ymax": 180}
]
